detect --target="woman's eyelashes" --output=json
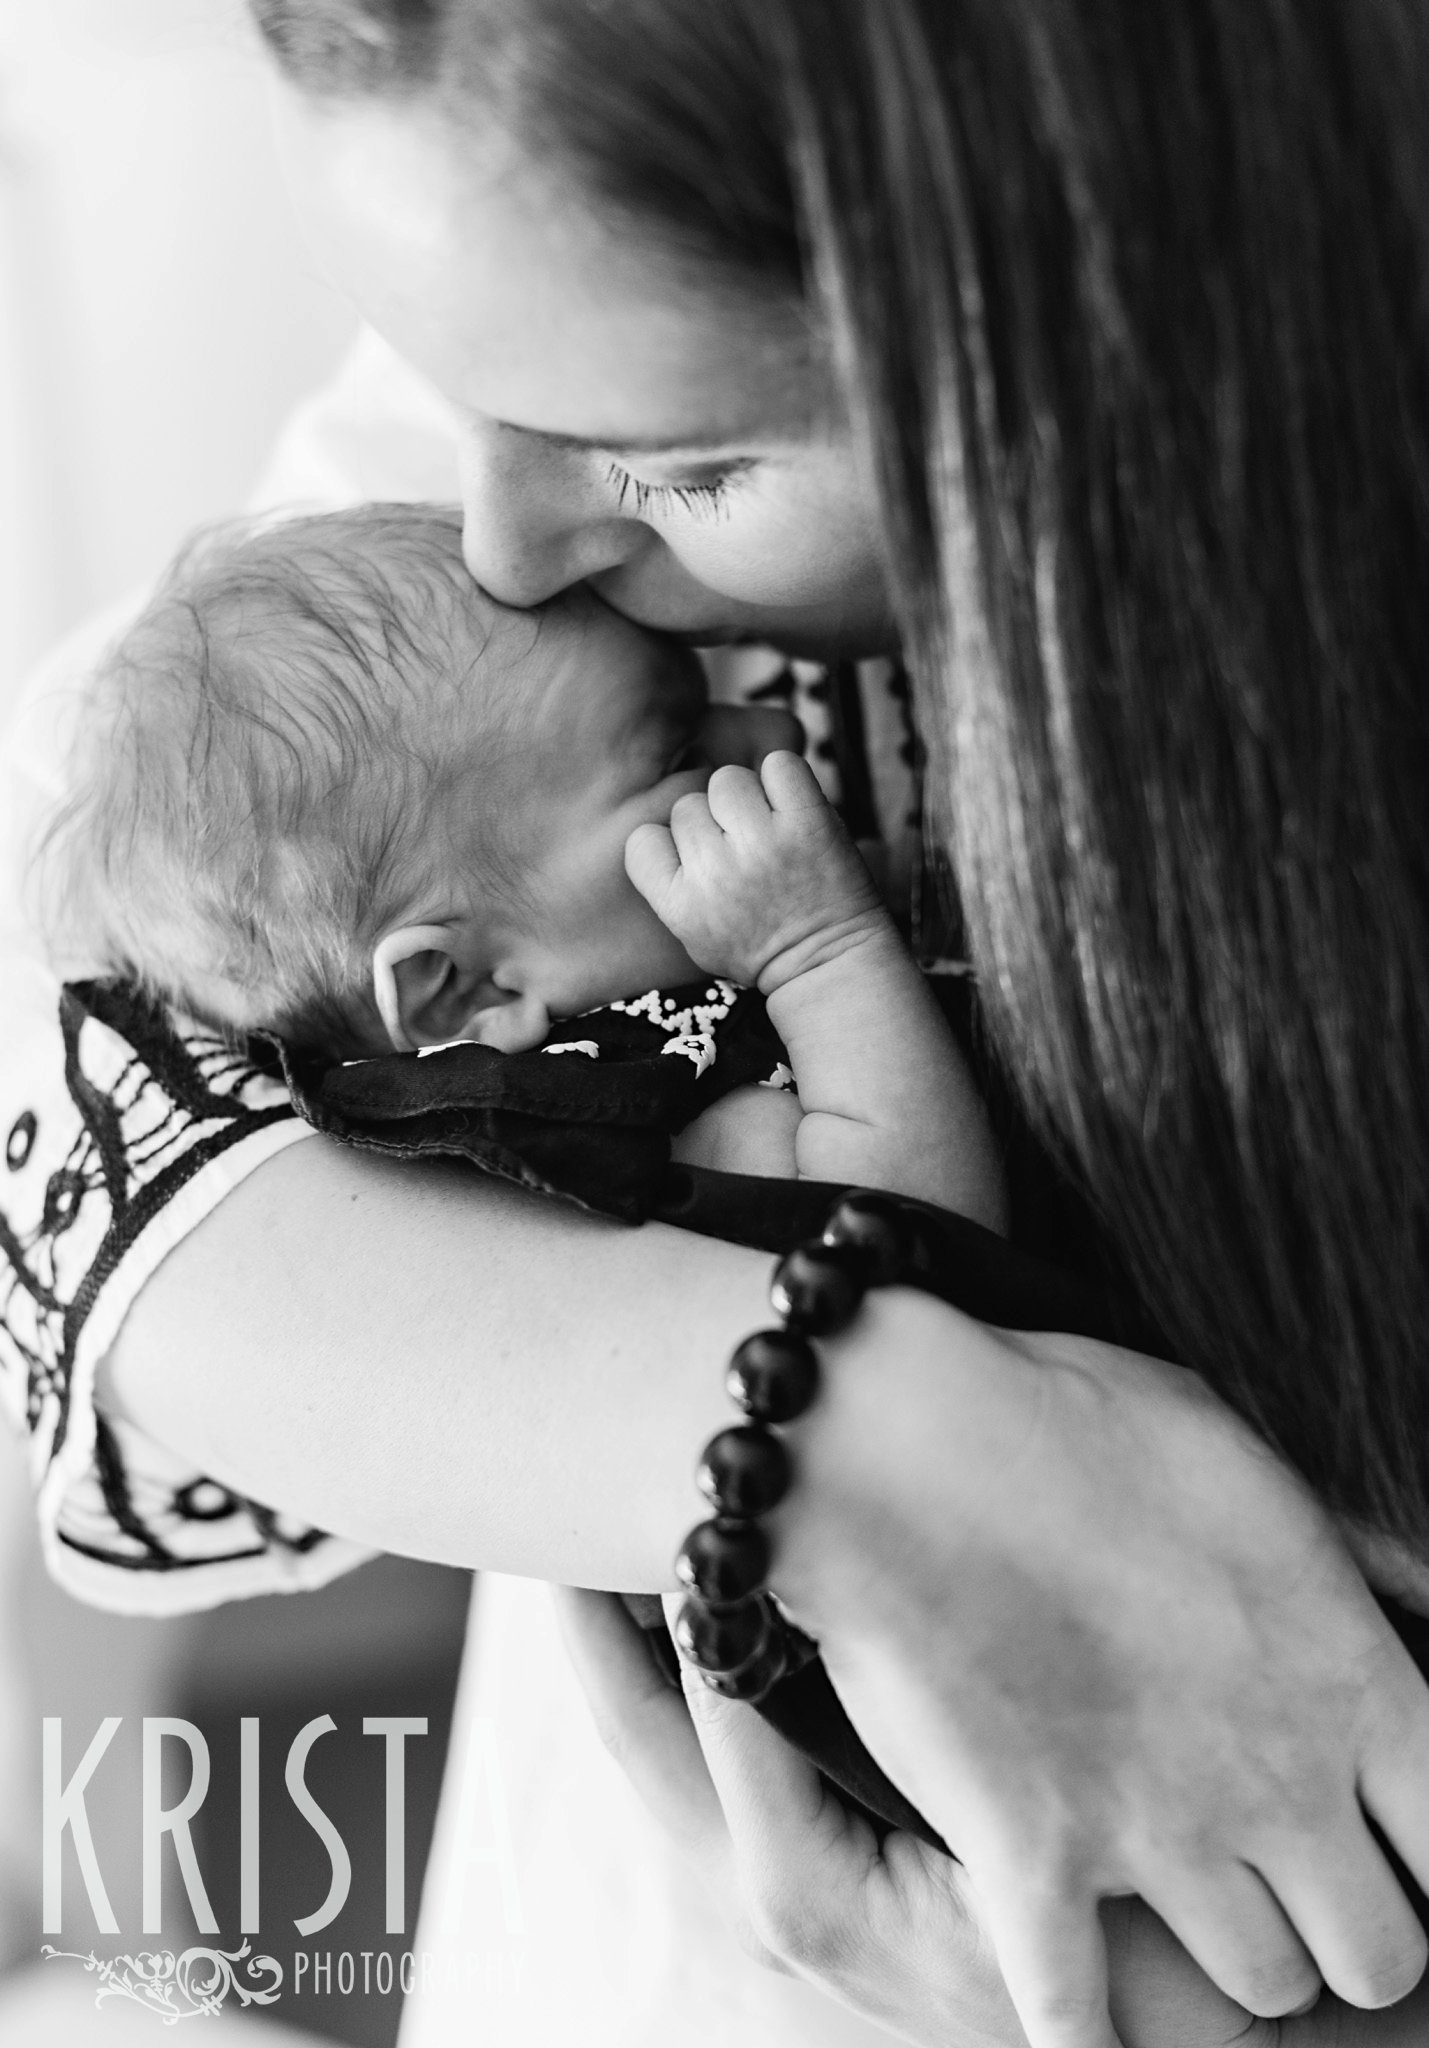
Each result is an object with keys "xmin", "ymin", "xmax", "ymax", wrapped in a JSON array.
[{"xmin": 604, "ymin": 458, "xmax": 750, "ymax": 520}]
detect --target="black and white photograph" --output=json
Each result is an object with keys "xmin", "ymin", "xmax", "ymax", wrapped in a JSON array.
[{"xmin": 3, "ymin": 4, "xmax": 1429, "ymax": 2045}]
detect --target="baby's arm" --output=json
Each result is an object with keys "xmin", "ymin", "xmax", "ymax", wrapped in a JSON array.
[{"xmin": 626, "ymin": 753, "xmax": 1007, "ymax": 1230}]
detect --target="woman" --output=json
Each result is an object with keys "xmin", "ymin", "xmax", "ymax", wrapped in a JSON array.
[{"xmin": 3, "ymin": 0, "xmax": 1428, "ymax": 2041}]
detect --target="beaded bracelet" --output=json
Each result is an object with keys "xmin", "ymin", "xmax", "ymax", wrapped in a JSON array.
[{"xmin": 673, "ymin": 1188, "xmax": 914, "ymax": 1703}]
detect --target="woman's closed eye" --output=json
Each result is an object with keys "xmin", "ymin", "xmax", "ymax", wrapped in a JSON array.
[{"xmin": 604, "ymin": 457, "xmax": 753, "ymax": 521}]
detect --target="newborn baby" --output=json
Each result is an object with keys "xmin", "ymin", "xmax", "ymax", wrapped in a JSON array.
[{"xmin": 41, "ymin": 502, "xmax": 1002, "ymax": 1224}]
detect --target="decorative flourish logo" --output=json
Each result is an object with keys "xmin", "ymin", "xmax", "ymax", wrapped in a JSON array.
[{"xmin": 40, "ymin": 1943, "xmax": 284, "ymax": 2023}]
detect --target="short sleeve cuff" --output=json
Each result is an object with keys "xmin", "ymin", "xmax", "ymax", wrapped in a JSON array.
[{"xmin": 1, "ymin": 975, "xmax": 374, "ymax": 1616}]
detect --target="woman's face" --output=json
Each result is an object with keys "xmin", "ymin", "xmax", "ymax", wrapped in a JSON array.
[{"xmin": 281, "ymin": 96, "xmax": 898, "ymax": 660}]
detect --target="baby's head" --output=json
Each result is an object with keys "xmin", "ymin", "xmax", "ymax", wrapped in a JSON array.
[{"xmin": 43, "ymin": 502, "xmax": 780, "ymax": 1057}]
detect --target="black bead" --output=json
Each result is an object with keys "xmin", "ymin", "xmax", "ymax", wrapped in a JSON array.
[
  {"xmin": 771, "ymin": 1243, "xmax": 865, "ymax": 1334},
  {"xmin": 820, "ymin": 1190, "xmax": 913, "ymax": 1286},
  {"xmin": 701, "ymin": 1626, "xmax": 790, "ymax": 1702},
  {"xmin": 697, "ymin": 1425, "xmax": 791, "ymax": 1517},
  {"xmin": 675, "ymin": 1518, "xmax": 771, "ymax": 1605},
  {"xmin": 726, "ymin": 1330, "xmax": 820, "ymax": 1423},
  {"xmin": 674, "ymin": 1592, "xmax": 772, "ymax": 1673}
]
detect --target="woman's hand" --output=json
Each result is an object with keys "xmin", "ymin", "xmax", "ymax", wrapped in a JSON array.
[
  {"xmin": 105, "ymin": 1142, "xmax": 1429, "ymax": 2047},
  {"xmin": 555, "ymin": 1584, "xmax": 1031, "ymax": 2048},
  {"xmin": 767, "ymin": 1293, "xmax": 1429, "ymax": 2048},
  {"xmin": 556, "ymin": 1588, "xmax": 1429, "ymax": 2048}
]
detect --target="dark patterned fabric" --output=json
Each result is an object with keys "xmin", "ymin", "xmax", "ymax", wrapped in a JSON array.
[
  {"xmin": 275, "ymin": 978, "xmax": 791, "ymax": 1223},
  {"xmin": 0, "ymin": 973, "xmax": 794, "ymax": 1608},
  {"xmin": 0, "ymin": 978, "xmax": 366, "ymax": 1609}
]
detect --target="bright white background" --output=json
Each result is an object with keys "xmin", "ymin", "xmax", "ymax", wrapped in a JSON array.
[
  {"xmin": 0, "ymin": 6, "xmax": 402, "ymax": 2027},
  {"xmin": 0, "ymin": 0, "xmax": 357, "ymax": 723}
]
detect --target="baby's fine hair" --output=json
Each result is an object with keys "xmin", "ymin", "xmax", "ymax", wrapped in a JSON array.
[{"xmin": 42, "ymin": 502, "xmax": 524, "ymax": 1055}]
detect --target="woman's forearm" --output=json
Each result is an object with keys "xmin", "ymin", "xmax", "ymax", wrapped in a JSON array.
[
  {"xmin": 108, "ymin": 1138, "xmax": 1429, "ymax": 2044},
  {"xmin": 99, "ymin": 1136, "xmax": 767, "ymax": 1587}
]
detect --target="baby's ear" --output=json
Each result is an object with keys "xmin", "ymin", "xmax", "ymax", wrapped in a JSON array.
[{"xmin": 372, "ymin": 925, "xmax": 549, "ymax": 1055}]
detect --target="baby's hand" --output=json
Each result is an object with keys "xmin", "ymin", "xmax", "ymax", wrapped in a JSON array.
[{"xmin": 626, "ymin": 751, "xmax": 888, "ymax": 994}]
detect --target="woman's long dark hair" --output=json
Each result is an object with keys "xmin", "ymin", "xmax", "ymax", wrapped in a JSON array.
[{"xmin": 254, "ymin": 0, "xmax": 1429, "ymax": 1543}]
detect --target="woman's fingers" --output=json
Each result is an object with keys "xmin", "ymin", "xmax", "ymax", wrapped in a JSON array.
[
  {"xmin": 665, "ymin": 1602, "xmax": 1025, "ymax": 2044},
  {"xmin": 561, "ymin": 1591, "xmax": 1066, "ymax": 2047},
  {"xmin": 550, "ymin": 1587, "xmax": 726, "ymax": 1860},
  {"xmin": 1260, "ymin": 1821, "xmax": 1428, "ymax": 2010},
  {"xmin": 773, "ymin": 1311, "xmax": 1429, "ymax": 2045},
  {"xmin": 1143, "ymin": 1864, "xmax": 1319, "ymax": 2018},
  {"xmin": 677, "ymin": 1656, "xmax": 881, "ymax": 1926},
  {"xmin": 1255, "ymin": 1647, "xmax": 1429, "ymax": 2012},
  {"xmin": 1358, "ymin": 1666, "xmax": 1429, "ymax": 1908},
  {"xmin": 666, "ymin": 1593, "xmax": 850, "ymax": 1859},
  {"xmin": 977, "ymin": 1876, "xmax": 1123, "ymax": 2048},
  {"xmin": 1101, "ymin": 1897, "xmax": 1285, "ymax": 2048}
]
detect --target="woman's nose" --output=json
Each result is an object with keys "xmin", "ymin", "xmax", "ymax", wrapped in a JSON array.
[{"xmin": 458, "ymin": 419, "xmax": 647, "ymax": 607}]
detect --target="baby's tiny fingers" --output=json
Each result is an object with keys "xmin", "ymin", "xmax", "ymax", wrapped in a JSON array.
[
  {"xmin": 625, "ymin": 821, "xmax": 682, "ymax": 914},
  {"xmin": 704, "ymin": 763, "xmax": 774, "ymax": 834},
  {"xmin": 760, "ymin": 750, "xmax": 831, "ymax": 813},
  {"xmin": 668, "ymin": 789, "xmax": 730, "ymax": 870}
]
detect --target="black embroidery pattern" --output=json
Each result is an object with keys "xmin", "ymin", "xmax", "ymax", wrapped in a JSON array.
[
  {"xmin": 281, "ymin": 979, "xmax": 788, "ymax": 1226},
  {"xmin": 0, "ymin": 980, "xmax": 332, "ymax": 1581}
]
